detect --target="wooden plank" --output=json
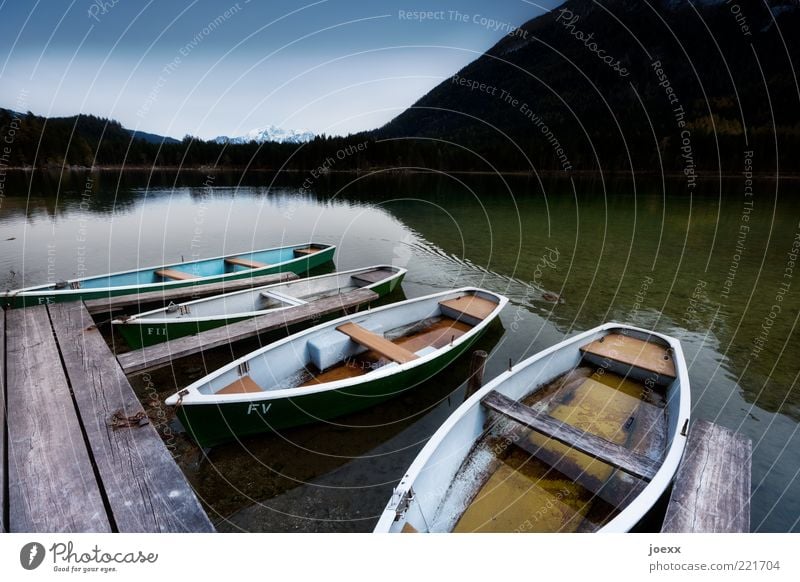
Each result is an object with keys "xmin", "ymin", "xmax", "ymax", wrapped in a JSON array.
[
  {"xmin": 299, "ymin": 318, "xmax": 470, "ymax": 387},
  {"xmin": 592, "ymin": 399, "xmax": 667, "ymax": 508},
  {"xmin": 351, "ymin": 268, "xmax": 394, "ymax": 285},
  {"xmin": 440, "ymin": 295, "xmax": 496, "ymax": 321},
  {"xmin": 49, "ymin": 302, "xmax": 214, "ymax": 532},
  {"xmin": 580, "ymin": 333, "xmax": 676, "ymax": 378},
  {"xmin": 154, "ymin": 268, "xmax": 198, "ymax": 281},
  {"xmin": 84, "ymin": 272, "xmax": 296, "ymax": 314},
  {"xmin": 118, "ymin": 288, "xmax": 378, "ymax": 375},
  {"xmin": 6, "ymin": 306, "xmax": 111, "ymax": 532},
  {"xmin": 336, "ymin": 322, "xmax": 419, "ymax": 364},
  {"xmin": 481, "ymin": 391, "xmax": 660, "ymax": 481},
  {"xmin": 394, "ymin": 318, "xmax": 471, "ymax": 353},
  {"xmin": 510, "ymin": 426, "xmax": 647, "ymax": 508},
  {"xmin": 661, "ymin": 420, "xmax": 751, "ymax": 533},
  {"xmin": 0, "ymin": 309, "xmax": 5, "ymax": 533},
  {"xmin": 504, "ymin": 374, "xmax": 666, "ymax": 508},
  {"xmin": 627, "ymin": 398, "xmax": 667, "ymax": 462},
  {"xmin": 225, "ymin": 257, "xmax": 267, "ymax": 269},
  {"xmin": 293, "ymin": 246, "xmax": 318, "ymax": 257},
  {"xmin": 216, "ymin": 375, "xmax": 264, "ymax": 395}
]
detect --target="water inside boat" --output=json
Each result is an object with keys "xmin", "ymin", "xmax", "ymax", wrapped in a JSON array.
[{"xmin": 446, "ymin": 362, "xmax": 668, "ymax": 533}]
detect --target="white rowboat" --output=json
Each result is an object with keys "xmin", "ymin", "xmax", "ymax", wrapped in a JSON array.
[{"xmin": 374, "ymin": 323, "xmax": 691, "ymax": 533}]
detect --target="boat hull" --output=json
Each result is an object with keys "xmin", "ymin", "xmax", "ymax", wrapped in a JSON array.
[
  {"xmin": 116, "ymin": 267, "xmax": 405, "ymax": 349},
  {"xmin": 117, "ymin": 317, "xmax": 249, "ymax": 349},
  {"xmin": 175, "ymin": 327, "xmax": 484, "ymax": 447},
  {"xmin": 2, "ymin": 244, "xmax": 335, "ymax": 309}
]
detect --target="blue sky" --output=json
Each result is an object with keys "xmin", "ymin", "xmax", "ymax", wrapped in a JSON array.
[{"xmin": 0, "ymin": 0, "xmax": 564, "ymax": 139}]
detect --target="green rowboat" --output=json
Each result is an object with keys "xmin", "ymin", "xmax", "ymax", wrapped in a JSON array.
[
  {"xmin": 165, "ymin": 287, "xmax": 508, "ymax": 447},
  {"xmin": 113, "ymin": 265, "xmax": 407, "ymax": 349},
  {"xmin": 1, "ymin": 242, "xmax": 335, "ymax": 308}
]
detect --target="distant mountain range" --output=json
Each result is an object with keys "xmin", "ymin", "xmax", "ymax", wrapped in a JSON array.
[
  {"xmin": 214, "ymin": 125, "xmax": 315, "ymax": 145},
  {"xmin": 2, "ymin": 0, "xmax": 798, "ymax": 173}
]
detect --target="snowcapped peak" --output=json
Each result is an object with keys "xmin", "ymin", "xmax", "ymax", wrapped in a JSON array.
[{"xmin": 214, "ymin": 125, "xmax": 315, "ymax": 144}]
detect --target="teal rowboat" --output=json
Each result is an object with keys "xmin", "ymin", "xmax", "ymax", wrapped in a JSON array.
[
  {"xmin": 1, "ymin": 242, "xmax": 335, "ymax": 308},
  {"xmin": 113, "ymin": 265, "xmax": 407, "ymax": 349},
  {"xmin": 165, "ymin": 287, "xmax": 508, "ymax": 447}
]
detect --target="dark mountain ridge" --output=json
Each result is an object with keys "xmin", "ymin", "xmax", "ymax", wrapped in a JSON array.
[
  {"xmin": 2, "ymin": 0, "xmax": 798, "ymax": 175},
  {"xmin": 377, "ymin": 0, "xmax": 800, "ymax": 175}
]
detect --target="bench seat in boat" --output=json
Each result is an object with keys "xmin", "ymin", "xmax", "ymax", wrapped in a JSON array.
[
  {"xmin": 155, "ymin": 268, "xmax": 198, "ymax": 281},
  {"xmin": 216, "ymin": 375, "xmax": 263, "ymax": 395},
  {"xmin": 439, "ymin": 295, "xmax": 496, "ymax": 325},
  {"xmin": 306, "ymin": 320, "xmax": 384, "ymax": 371},
  {"xmin": 225, "ymin": 256, "xmax": 268, "ymax": 269}
]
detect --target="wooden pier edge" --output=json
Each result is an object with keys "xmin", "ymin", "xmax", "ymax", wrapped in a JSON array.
[
  {"xmin": 117, "ymin": 287, "xmax": 379, "ymax": 375},
  {"xmin": 6, "ymin": 306, "xmax": 112, "ymax": 532},
  {"xmin": 49, "ymin": 302, "xmax": 215, "ymax": 533},
  {"xmin": 661, "ymin": 419, "xmax": 752, "ymax": 533}
]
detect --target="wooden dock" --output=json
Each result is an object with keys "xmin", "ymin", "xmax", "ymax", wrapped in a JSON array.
[
  {"xmin": 2, "ymin": 303, "xmax": 214, "ymax": 533},
  {"xmin": 662, "ymin": 419, "xmax": 752, "ymax": 533},
  {"xmin": 117, "ymin": 287, "xmax": 379, "ymax": 375}
]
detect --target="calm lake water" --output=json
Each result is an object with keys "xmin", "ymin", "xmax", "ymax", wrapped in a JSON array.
[{"xmin": 1, "ymin": 170, "xmax": 798, "ymax": 532}]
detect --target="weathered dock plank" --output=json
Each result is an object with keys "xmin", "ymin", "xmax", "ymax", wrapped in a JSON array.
[
  {"xmin": 6, "ymin": 306, "xmax": 111, "ymax": 532},
  {"xmin": 0, "ymin": 309, "xmax": 5, "ymax": 533},
  {"xmin": 83, "ymin": 272, "xmax": 297, "ymax": 314},
  {"xmin": 118, "ymin": 288, "xmax": 379, "ymax": 375},
  {"xmin": 49, "ymin": 302, "xmax": 214, "ymax": 532},
  {"xmin": 661, "ymin": 419, "xmax": 751, "ymax": 533},
  {"xmin": 482, "ymin": 390, "xmax": 660, "ymax": 481}
]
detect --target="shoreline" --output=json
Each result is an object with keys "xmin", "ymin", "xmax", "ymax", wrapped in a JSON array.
[{"xmin": 0, "ymin": 165, "xmax": 795, "ymax": 179}]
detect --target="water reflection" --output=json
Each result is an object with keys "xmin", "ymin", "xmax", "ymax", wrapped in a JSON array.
[{"xmin": 1, "ymin": 169, "xmax": 798, "ymax": 531}]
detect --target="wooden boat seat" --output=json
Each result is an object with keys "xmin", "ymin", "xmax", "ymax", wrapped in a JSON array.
[
  {"xmin": 351, "ymin": 268, "xmax": 392, "ymax": 286},
  {"xmin": 511, "ymin": 370, "xmax": 666, "ymax": 507},
  {"xmin": 293, "ymin": 246, "xmax": 318, "ymax": 257},
  {"xmin": 580, "ymin": 333, "xmax": 676, "ymax": 379},
  {"xmin": 481, "ymin": 390, "xmax": 660, "ymax": 481},
  {"xmin": 302, "ymin": 318, "xmax": 462, "ymax": 386},
  {"xmin": 440, "ymin": 295, "xmax": 496, "ymax": 322},
  {"xmin": 225, "ymin": 256, "xmax": 268, "ymax": 269},
  {"xmin": 155, "ymin": 268, "xmax": 198, "ymax": 281},
  {"xmin": 336, "ymin": 322, "xmax": 419, "ymax": 364},
  {"xmin": 394, "ymin": 318, "xmax": 471, "ymax": 353},
  {"xmin": 216, "ymin": 375, "xmax": 263, "ymax": 395}
]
